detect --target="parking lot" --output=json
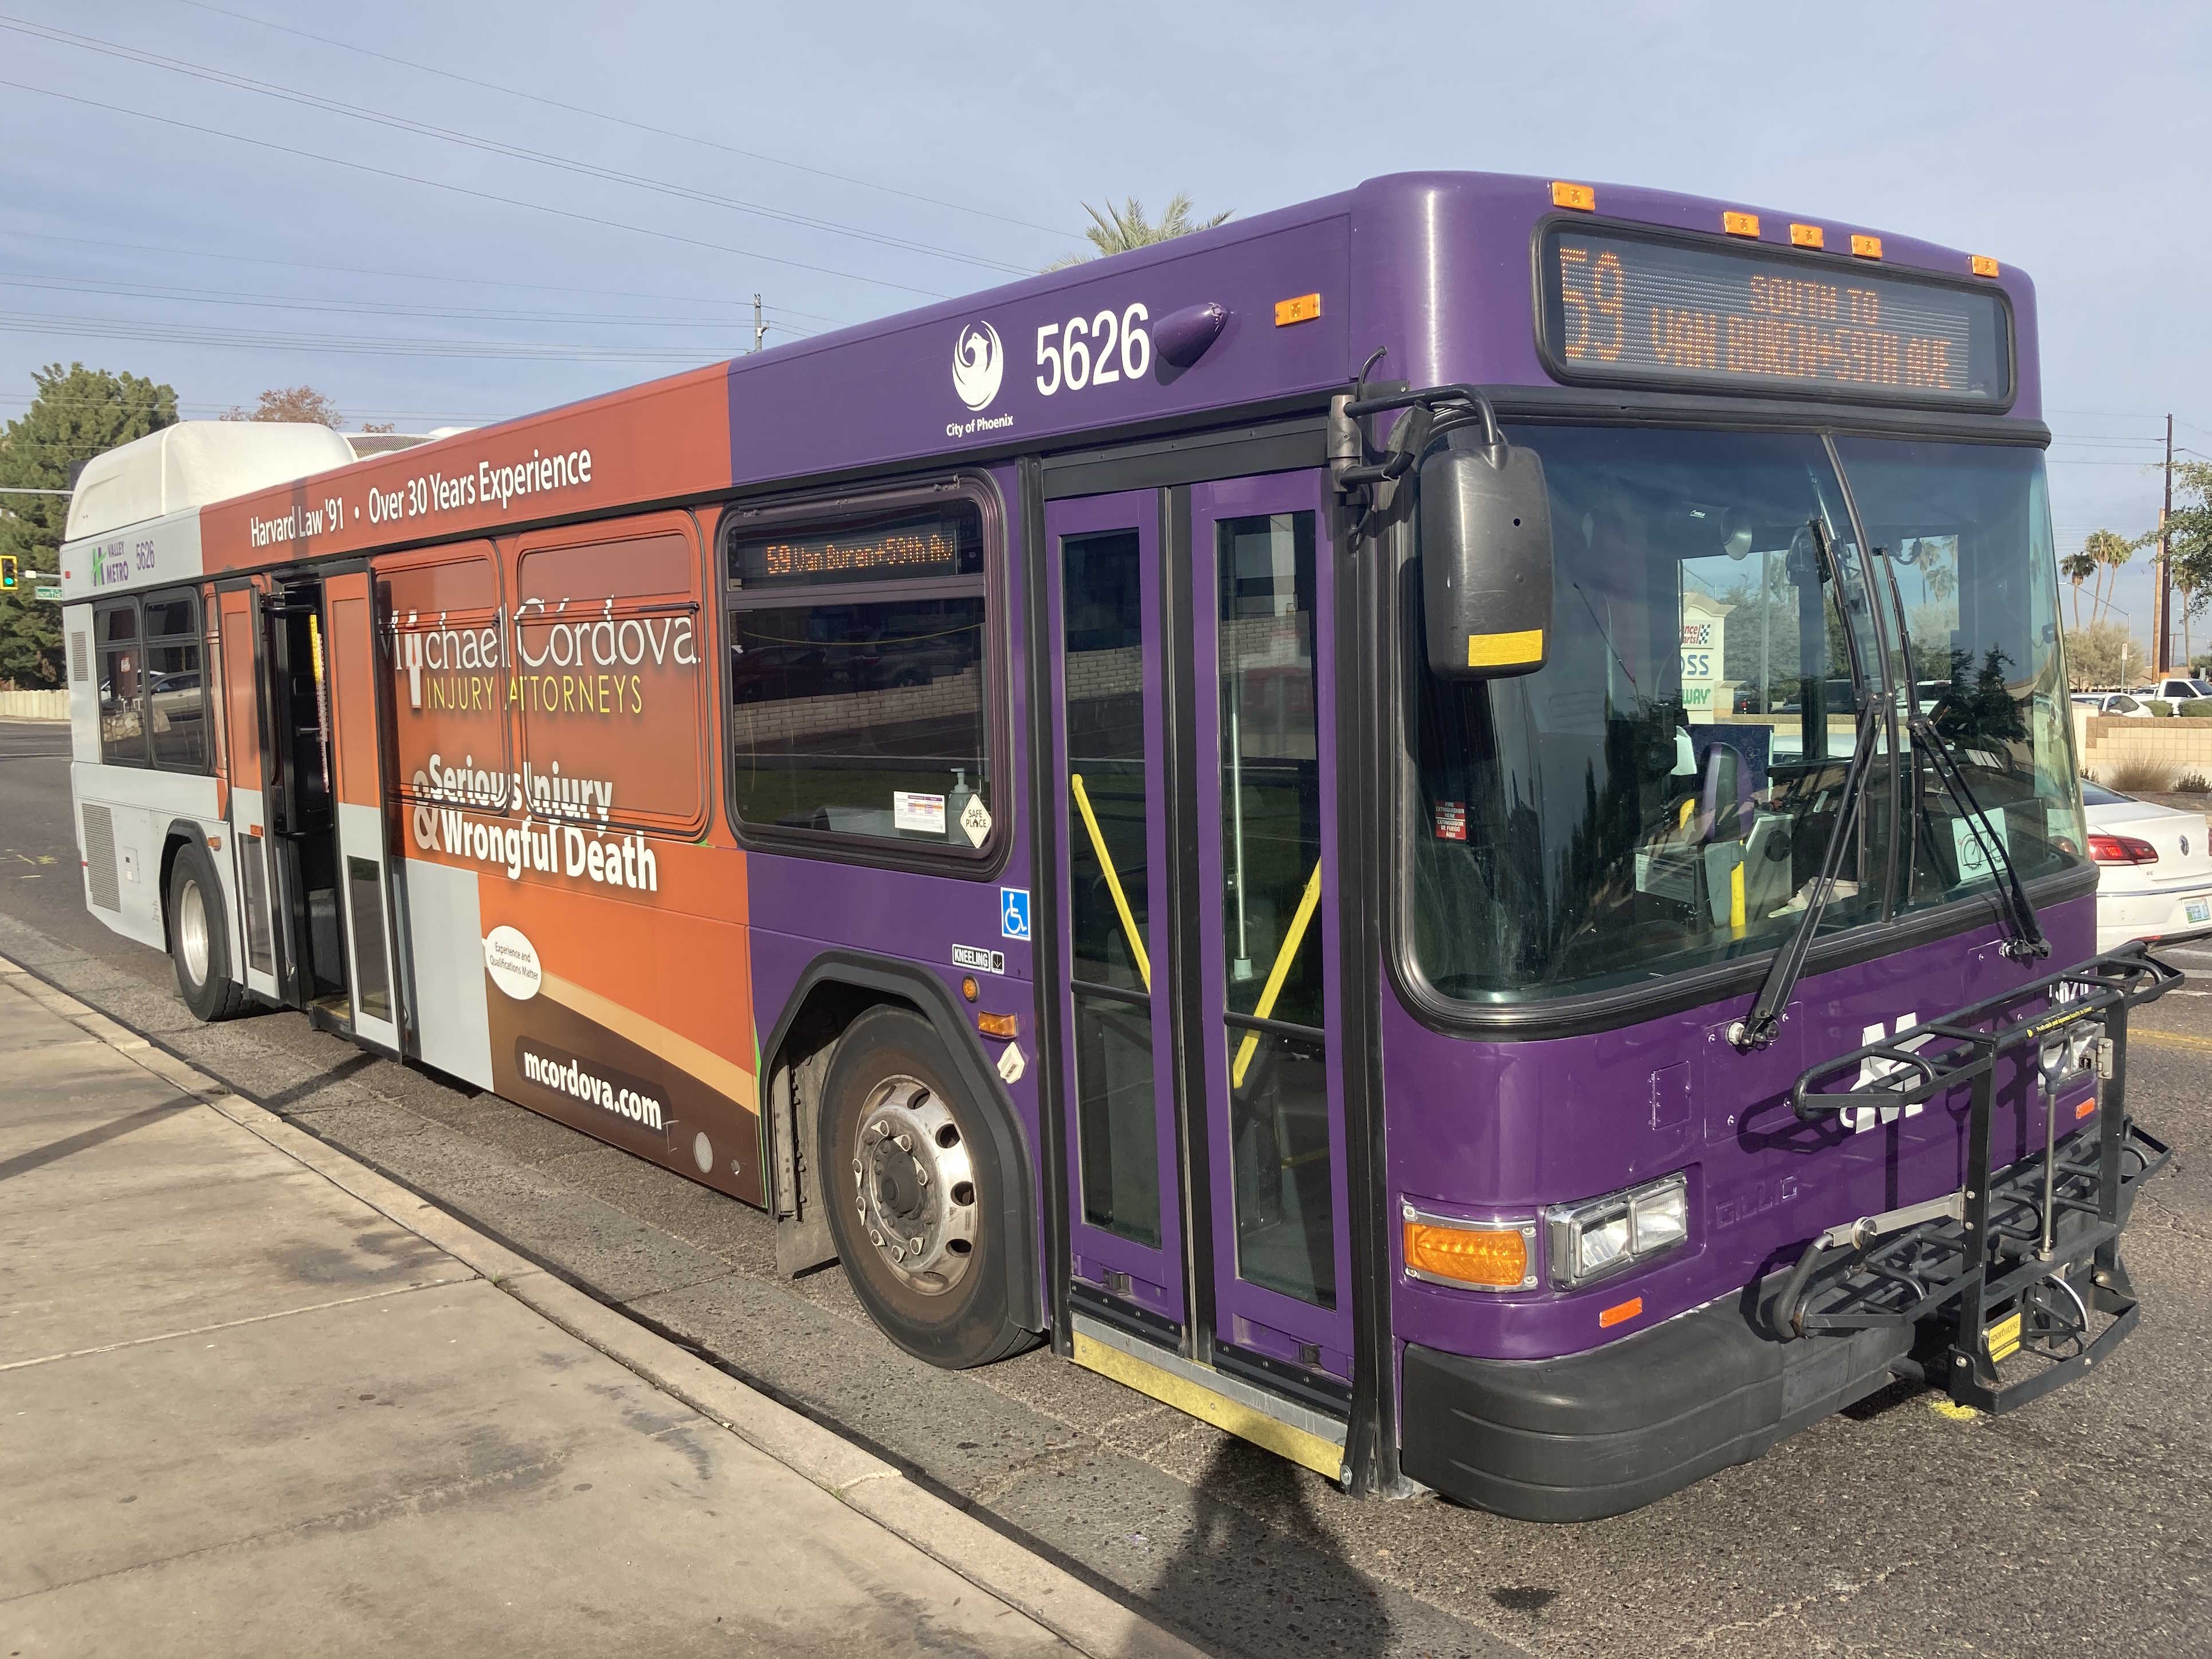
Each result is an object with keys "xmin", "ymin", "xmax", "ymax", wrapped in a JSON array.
[{"xmin": 6, "ymin": 722, "xmax": 2210, "ymax": 1658}]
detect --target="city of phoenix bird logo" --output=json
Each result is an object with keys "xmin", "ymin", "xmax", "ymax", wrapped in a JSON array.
[{"xmin": 952, "ymin": 321, "xmax": 1003, "ymax": 411}]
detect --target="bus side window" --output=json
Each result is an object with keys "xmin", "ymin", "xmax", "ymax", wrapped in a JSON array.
[
  {"xmin": 95, "ymin": 598, "xmax": 147, "ymax": 766},
  {"xmin": 144, "ymin": 586, "xmax": 209, "ymax": 774},
  {"xmin": 722, "ymin": 493, "xmax": 993, "ymax": 851}
]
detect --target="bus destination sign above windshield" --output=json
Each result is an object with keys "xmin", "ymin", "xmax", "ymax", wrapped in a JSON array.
[{"xmin": 1538, "ymin": 225, "xmax": 2012, "ymax": 407}]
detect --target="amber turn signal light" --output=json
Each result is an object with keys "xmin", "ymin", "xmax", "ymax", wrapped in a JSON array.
[
  {"xmin": 977, "ymin": 1011, "xmax": 1018, "ymax": 1039},
  {"xmin": 1403, "ymin": 1213, "xmax": 1533, "ymax": 1289}
]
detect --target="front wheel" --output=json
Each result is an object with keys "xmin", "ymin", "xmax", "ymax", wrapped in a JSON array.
[
  {"xmin": 168, "ymin": 840, "xmax": 247, "ymax": 1022},
  {"xmin": 818, "ymin": 1005, "xmax": 1033, "ymax": 1368}
]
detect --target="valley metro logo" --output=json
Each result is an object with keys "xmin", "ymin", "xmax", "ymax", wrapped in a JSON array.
[{"xmin": 952, "ymin": 320, "xmax": 1003, "ymax": 411}]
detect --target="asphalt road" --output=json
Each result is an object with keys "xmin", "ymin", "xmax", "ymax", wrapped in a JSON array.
[{"xmin": 7, "ymin": 718, "xmax": 2211, "ymax": 1658}]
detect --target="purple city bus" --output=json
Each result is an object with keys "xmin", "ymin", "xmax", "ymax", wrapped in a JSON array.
[{"xmin": 64, "ymin": 171, "xmax": 2187, "ymax": 1521}]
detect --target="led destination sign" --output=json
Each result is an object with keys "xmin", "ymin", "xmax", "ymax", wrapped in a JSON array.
[
  {"xmin": 1539, "ymin": 226, "xmax": 2011, "ymax": 406},
  {"xmin": 729, "ymin": 509, "xmax": 982, "ymax": 588}
]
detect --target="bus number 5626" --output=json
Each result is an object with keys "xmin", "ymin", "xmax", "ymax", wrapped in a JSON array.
[{"xmin": 1036, "ymin": 304, "xmax": 1150, "ymax": 395}]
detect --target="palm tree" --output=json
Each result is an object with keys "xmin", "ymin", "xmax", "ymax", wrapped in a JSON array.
[
  {"xmin": 1044, "ymin": 194, "xmax": 1233, "ymax": 270},
  {"xmin": 2060, "ymin": 546, "xmax": 2096, "ymax": 628},
  {"xmin": 2082, "ymin": 528, "xmax": 2133, "ymax": 624}
]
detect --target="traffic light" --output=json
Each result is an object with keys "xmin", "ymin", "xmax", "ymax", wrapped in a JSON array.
[{"xmin": 0, "ymin": 555, "xmax": 16, "ymax": 590}]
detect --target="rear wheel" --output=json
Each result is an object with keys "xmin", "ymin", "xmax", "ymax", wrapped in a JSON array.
[
  {"xmin": 818, "ymin": 1005, "xmax": 1033, "ymax": 1368},
  {"xmin": 168, "ymin": 840, "xmax": 247, "ymax": 1022}
]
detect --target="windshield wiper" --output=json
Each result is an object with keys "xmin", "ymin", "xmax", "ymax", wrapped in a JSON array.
[
  {"xmin": 1732, "ymin": 519, "xmax": 1875, "ymax": 1052},
  {"xmin": 1873, "ymin": 547, "xmax": 2048, "ymax": 961},
  {"xmin": 1904, "ymin": 709, "xmax": 2047, "ymax": 959},
  {"xmin": 1731, "ymin": 697, "xmax": 1880, "ymax": 1051}
]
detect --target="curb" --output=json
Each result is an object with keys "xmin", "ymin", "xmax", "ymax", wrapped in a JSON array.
[{"xmin": 0, "ymin": 955, "xmax": 1208, "ymax": 1659}]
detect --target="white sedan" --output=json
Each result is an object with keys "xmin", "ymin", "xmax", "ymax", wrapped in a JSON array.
[
  {"xmin": 2072, "ymin": 692, "xmax": 2155, "ymax": 717},
  {"xmin": 2084, "ymin": 781, "xmax": 2212, "ymax": 951}
]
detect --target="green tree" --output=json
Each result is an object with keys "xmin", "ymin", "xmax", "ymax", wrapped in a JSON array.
[
  {"xmin": 2062, "ymin": 618, "xmax": 2142, "ymax": 691},
  {"xmin": 2157, "ymin": 459, "xmax": 2212, "ymax": 669},
  {"xmin": 1044, "ymin": 194, "xmax": 1233, "ymax": 270},
  {"xmin": 0, "ymin": 363, "xmax": 178, "ymax": 688}
]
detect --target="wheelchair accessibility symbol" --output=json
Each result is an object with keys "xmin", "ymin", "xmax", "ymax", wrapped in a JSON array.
[{"xmin": 1000, "ymin": 887, "xmax": 1031, "ymax": 941}]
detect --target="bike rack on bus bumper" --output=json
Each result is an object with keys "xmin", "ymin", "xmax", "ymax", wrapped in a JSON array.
[{"xmin": 1779, "ymin": 938, "xmax": 2191, "ymax": 1414}]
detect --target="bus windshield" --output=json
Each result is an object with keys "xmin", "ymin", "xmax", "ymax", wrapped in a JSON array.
[{"xmin": 1408, "ymin": 425, "xmax": 2084, "ymax": 1005}]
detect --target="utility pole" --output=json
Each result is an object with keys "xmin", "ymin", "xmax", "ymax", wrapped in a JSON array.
[
  {"xmin": 752, "ymin": 294, "xmax": 768, "ymax": 354},
  {"xmin": 2155, "ymin": 412, "xmax": 2174, "ymax": 675}
]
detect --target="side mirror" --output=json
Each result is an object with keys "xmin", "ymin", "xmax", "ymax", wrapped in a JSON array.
[{"xmin": 1419, "ymin": 424, "xmax": 1554, "ymax": 678}]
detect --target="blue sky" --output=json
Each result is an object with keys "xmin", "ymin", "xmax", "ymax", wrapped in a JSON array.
[{"xmin": 4, "ymin": 1, "xmax": 2206, "ymax": 653}]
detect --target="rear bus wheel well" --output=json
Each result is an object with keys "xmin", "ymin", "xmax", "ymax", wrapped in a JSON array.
[
  {"xmin": 157, "ymin": 825, "xmax": 202, "ymax": 951},
  {"xmin": 758, "ymin": 956, "xmax": 1041, "ymax": 1335}
]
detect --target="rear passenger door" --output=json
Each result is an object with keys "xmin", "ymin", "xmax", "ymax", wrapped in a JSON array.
[
  {"xmin": 320, "ymin": 567, "xmax": 408, "ymax": 1055},
  {"xmin": 215, "ymin": 581, "xmax": 282, "ymax": 1003}
]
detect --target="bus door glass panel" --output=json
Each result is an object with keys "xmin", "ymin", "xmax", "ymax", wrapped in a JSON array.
[
  {"xmin": 1191, "ymin": 474, "xmax": 1352, "ymax": 1379},
  {"xmin": 266, "ymin": 579, "xmax": 347, "ymax": 1011},
  {"xmin": 323, "ymin": 569, "xmax": 403, "ymax": 1052},
  {"xmin": 1046, "ymin": 492, "xmax": 1186, "ymax": 1328},
  {"xmin": 217, "ymin": 585, "xmax": 279, "ymax": 1000}
]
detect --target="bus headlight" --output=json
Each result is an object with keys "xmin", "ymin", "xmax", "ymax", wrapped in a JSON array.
[{"xmin": 1547, "ymin": 1173, "xmax": 1689, "ymax": 1289}]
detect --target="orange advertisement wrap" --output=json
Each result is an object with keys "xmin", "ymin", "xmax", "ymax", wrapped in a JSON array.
[
  {"xmin": 198, "ymin": 363, "xmax": 732, "ymax": 574},
  {"xmin": 376, "ymin": 508, "xmax": 760, "ymax": 1204}
]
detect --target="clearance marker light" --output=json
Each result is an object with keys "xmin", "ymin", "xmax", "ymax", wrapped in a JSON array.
[
  {"xmin": 1971, "ymin": 254, "xmax": 2000, "ymax": 279},
  {"xmin": 1851, "ymin": 233, "xmax": 1884, "ymax": 260},
  {"xmin": 1599, "ymin": 1296, "xmax": 1644, "ymax": 1329},
  {"xmin": 977, "ymin": 1010, "xmax": 1018, "ymax": 1039},
  {"xmin": 1273, "ymin": 292, "xmax": 1321, "ymax": 326},
  {"xmin": 1551, "ymin": 180, "xmax": 1596, "ymax": 211},
  {"xmin": 1790, "ymin": 222, "xmax": 1825, "ymax": 249},
  {"xmin": 2076, "ymin": 1097, "xmax": 2098, "ymax": 1120},
  {"xmin": 1403, "ymin": 1207, "xmax": 1536, "ymax": 1290},
  {"xmin": 1721, "ymin": 210, "xmax": 1760, "ymax": 238}
]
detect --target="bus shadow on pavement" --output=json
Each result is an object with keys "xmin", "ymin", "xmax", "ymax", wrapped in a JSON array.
[{"xmin": 1152, "ymin": 1437, "xmax": 1393, "ymax": 1653}]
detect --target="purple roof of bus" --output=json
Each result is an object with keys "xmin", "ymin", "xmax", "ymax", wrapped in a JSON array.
[{"xmin": 716, "ymin": 169, "xmax": 2039, "ymax": 490}]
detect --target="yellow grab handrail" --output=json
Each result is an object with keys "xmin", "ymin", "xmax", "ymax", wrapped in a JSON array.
[
  {"xmin": 1069, "ymin": 772, "xmax": 1150, "ymax": 993},
  {"xmin": 1231, "ymin": 859, "xmax": 1323, "ymax": 1088}
]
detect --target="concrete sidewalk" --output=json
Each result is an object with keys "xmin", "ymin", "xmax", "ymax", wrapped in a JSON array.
[{"xmin": 0, "ymin": 959, "xmax": 1200, "ymax": 1658}]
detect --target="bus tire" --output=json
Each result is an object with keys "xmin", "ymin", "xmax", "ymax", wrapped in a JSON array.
[
  {"xmin": 818, "ymin": 1005, "xmax": 1032, "ymax": 1369},
  {"xmin": 168, "ymin": 840, "xmax": 247, "ymax": 1023}
]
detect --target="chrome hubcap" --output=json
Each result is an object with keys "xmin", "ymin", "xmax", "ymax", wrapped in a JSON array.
[
  {"xmin": 177, "ymin": 878, "xmax": 210, "ymax": 987},
  {"xmin": 850, "ymin": 1074, "xmax": 978, "ymax": 1296}
]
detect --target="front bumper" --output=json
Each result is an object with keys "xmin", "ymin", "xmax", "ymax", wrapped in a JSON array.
[
  {"xmin": 1402, "ymin": 944, "xmax": 2183, "ymax": 1524},
  {"xmin": 1401, "ymin": 1118, "xmax": 2166, "ymax": 1523},
  {"xmin": 1402, "ymin": 1278, "xmax": 1913, "ymax": 1523}
]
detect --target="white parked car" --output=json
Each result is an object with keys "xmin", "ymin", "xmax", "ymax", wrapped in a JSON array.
[
  {"xmin": 2084, "ymin": 781, "xmax": 2212, "ymax": 951},
  {"xmin": 2128, "ymin": 676, "xmax": 2212, "ymax": 713},
  {"xmin": 2073, "ymin": 692, "xmax": 2155, "ymax": 717}
]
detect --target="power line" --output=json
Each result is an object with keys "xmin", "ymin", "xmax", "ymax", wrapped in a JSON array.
[
  {"xmin": 1, "ymin": 403, "xmax": 519, "ymax": 427},
  {"xmin": 0, "ymin": 17, "xmax": 1031, "ymax": 278},
  {"xmin": 0, "ymin": 308, "xmax": 755, "ymax": 364},
  {"xmin": 0, "ymin": 79, "xmax": 958, "ymax": 300},
  {"xmin": 0, "ymin": 228, "xmax": 852, "ymax": 324},
  {"xmin": 0, "ymin": 271, "xmax": 822, "ymax": 335},
  {"xmin": 172, "ymin": 0, "xmax": 1081, "ymax": 245}
]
